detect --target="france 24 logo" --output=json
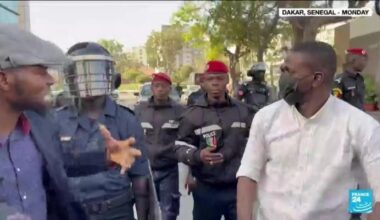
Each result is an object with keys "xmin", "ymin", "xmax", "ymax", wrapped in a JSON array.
[{"xmin": 376, "ymin": 0, "xmax": 380, "ymax": 16}]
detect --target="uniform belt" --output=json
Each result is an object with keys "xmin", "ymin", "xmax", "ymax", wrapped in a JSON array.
[
  {"xmin": 198, "ymin": 180, "xmax": 237, "ymax": 189},
  {"xmin": 82, "ymin": 189, "xmax": 133, "ymax": 215}
]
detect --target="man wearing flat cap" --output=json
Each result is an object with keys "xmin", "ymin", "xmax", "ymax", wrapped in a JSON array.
[
  {"xmin": 173, "ymin": 61, "xmax": 256, "ymax": 220},
  {"xmin": 0, "ymin": 25, "xmax": 141, "ymax": 219},
  {"xmin": 135, "ymin": 72, "xmax": 185, "ymax": 220},
  {"xmin": 333, "ymin": 48, "xmax": 368, "ymax": 110}
]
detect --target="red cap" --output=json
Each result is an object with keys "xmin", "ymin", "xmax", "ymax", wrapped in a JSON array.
[
  {"xmin": 152, "ymin": 72, "xmax": 172, "ymax": 85},
  {"xmin": 204, "ymin": 60, "xmax": 228, "ymax": 74},
  {"xmin": 346, "ymin": 48, "xmax": 367, "ymax": 56}
]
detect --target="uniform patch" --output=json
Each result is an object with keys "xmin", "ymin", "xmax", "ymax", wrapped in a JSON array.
[
  {"xmin": 141, "ymin": 122, "xmax": 154, "ymax": 129},
  {"xmin": 231, "ymin": 122, "xmax": 246, "ymax": 128},
  {"xmin": 60, "ymin": 136, "xmax": 72, "ymax": 142},
  {"xmin": 194, "ymin": 124, "xmax": 222, "ymax": 135},
  {"xmin": 203, "ymin": 131, "xmax": 217, "ymax": 148},
  {"xmin": 162, "ymin": 120, "xmax": 179, "ymax": 129}
]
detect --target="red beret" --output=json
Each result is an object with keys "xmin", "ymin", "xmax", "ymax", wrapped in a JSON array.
[
  {"xmin": 346, "ymin": 48, "xmax": 367, "ymax": 56},
  {"xmin": 152, "ymin": 72, "xmax": 172, "ymax": 85},
  {"xmin": 204, "ymin": 60, "xmax": 228, "ymax": 74}
]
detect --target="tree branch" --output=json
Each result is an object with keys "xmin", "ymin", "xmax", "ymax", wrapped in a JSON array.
[
  {"xmin": 224, "ymin": 47, "xmax": 233, "ymax": 56},
  {"xmin": 239, "ymin": 48, "xmax": 251, "ymax": 58}
]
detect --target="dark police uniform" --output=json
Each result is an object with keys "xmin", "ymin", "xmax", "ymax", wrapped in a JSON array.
[
  {"xmin": 54, "ymin": 96, "xmax": 150, "ymax": 220},
  {"xmin": 135, "ymin": 97, "xmax": 185, "ymax": 220},
  {"xmin": 174, "ymin": 94, "xmax": 255, "ymax": 220},
  {"xmin": 187, "ymin": 89, "xmax": 204, "ymax": 106},
  {"xmin": 334, "ymin": 70, "xmax": 366, "ymax": 220},
  {"xmin": 237, "ymin": 81, "xmax": 270, "ymax": 109},
  {"xmin": 333, "ymin": 71, "xmax": 365, "ymax": 110}
]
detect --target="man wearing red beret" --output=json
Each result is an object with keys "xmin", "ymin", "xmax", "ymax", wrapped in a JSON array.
[
  {"xmin": 333, "ymin": 47, "xmax": 369, "ymax": 220},
  {"xmin": 134, "ymin": 73, "xmax": 185, "ymax": 220},
  {"xmin": 174, "ymin": 61, "xmax": 256, "ymax": 220},
  {"xmin": 333, "ymin": 48, "xmax": 368, "ymax": 110}
]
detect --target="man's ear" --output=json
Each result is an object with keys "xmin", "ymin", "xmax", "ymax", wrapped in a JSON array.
[
  {"xmin": 312, "ymin": 72, "xmax": 325, "ymax": 87},
  {"xmin": 0, "ymin": 71, "xmax": 10, "ymax": 91}
]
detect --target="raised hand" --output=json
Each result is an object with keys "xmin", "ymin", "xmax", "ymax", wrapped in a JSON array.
[{"xmin": 99, "ymin": 124, "xmax": 142, "ymax": 174}]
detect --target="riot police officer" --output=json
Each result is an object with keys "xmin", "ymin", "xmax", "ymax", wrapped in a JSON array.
[
  {"xmin": 135, "ymin": 73, "xmax": 185, "ymax": 220},
  {"xmin": 187, "ymin": 73, "xmax": 205, "ymax": 106},
  {"xmin": 333, "ymin": 48, "xmax": 368, "ymax": 110},
  {"xmin": 174, "ymin": 60, "xmax": 255, "ymax": 220},
  {"xmin": 55, "ymin": 42, "xmax": 151, "ymax": 220},
  {"xmin": 236, "ymin": 62, "xmax": 271, "ymax": 109}
]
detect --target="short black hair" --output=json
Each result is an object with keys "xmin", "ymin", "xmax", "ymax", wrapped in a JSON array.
[{"xmin": 291, "ymin": 41, "xmax": 337, "ymax": 76}]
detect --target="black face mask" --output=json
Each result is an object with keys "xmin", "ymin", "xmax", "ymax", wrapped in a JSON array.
[
  {"xmin": 253, "ymin": 71, "xmax": 265, "ymax": 82},
  {"xmin": 278, "ymin": 72, "xmax": 313, "ymax": 106}
]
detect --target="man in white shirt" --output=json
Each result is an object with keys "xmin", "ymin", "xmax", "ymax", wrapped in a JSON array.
[{"xmin": 236, "ymin": 41, "xmax": 380, "ymax": 220}]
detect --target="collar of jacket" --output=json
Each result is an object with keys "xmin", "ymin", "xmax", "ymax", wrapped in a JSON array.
[
  {"xmin": 147, "ymin": 96, "xmax": 174, "ymax": 108},
  {"xmin": 68, "ymin": 96, "xmax": 117, "ymax": 119},
  {"xmin": 194, "ymin": 93, "xmax": 236, "ymax": 108},
  {"xmin": 343, "ymin": 70, "xmax": 363, "ymax": 79}
]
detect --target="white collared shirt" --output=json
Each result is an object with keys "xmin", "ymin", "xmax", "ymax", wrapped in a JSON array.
[{"xmin": 237, "ymin": 95, "xmax": 380, "ymax": 220}]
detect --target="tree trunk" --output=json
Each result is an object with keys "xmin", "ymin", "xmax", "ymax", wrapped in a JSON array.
[
  {"xmin": 291, "ymin": 23, "xmax": 304, "ymax": 45},
  {"xmin": 302, "ymin": 25, "xmax": 318, "ymax": 42},
  {"xmin": 229, "ymin": 55, "xmax": 240, "ymax": 95},
  {"xmin": 257, "ymin": 47, "xmax": 265, "ymax": 62},
  {"xmin": 292, "ymin": 23, "xmax": 319, "ymax": 45}
]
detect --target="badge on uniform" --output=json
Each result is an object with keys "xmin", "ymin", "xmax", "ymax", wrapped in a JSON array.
[
  {"xmin": 347, "ymin": 86, "xmax": 356, "ymax": 97},
  {"xmin": 162, "ymin": 120, "xmax": 179, "ymax": 129},
  {"xmin": 60, "ymin": 136, "xmax": 72, "ymax": 142},
  {"xmin": 203, "ymin": 131, "xmax": 217, "ymax": 148}
]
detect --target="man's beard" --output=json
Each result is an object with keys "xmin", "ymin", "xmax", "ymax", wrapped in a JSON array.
[{"xmin": 10, "ymin": 83, "xmax": 49, "ymax": 115}]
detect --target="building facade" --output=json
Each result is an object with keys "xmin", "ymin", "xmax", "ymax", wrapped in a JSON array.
[
  {"xmin": 128, "ymin": 46, "xmax": 148, "ymax": 66},
  {"xmin": 175, "ymin": 46, "xmax": 203, "ymax": 69},
  {"xmin": 0, "ymin": 1, "xmax": 30, "ymax": 30},
  {"xmin": 334, "ymin": 3, "xmax": 380, "ymax": 85}
]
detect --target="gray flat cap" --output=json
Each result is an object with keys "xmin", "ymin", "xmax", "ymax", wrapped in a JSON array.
[{"xmin": 0, "ymin": 24, "xmax": 67, "ymax": 69}]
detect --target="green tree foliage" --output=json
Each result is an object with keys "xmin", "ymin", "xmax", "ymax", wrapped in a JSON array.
[
  {"xmin": 145, "ymin": 31, "xmax": 162, "ymax": 69},
  {"xmin": 172, "ymin": 65, "xmax": 194, "ymax": 84},
  {"xmin": 98, "ymin": 39, "xmax": 145, "ymax": 84},
  {"xmin": 172, "ymin": 1, "xmax": 284, "ymax": 90},
  {"xmin": 145, "ymin": 27, "xmax": 183, "ymax": 74},
  {"xmin": 135, "ymin": 74, "xmax": 151, "ymax": 84}
]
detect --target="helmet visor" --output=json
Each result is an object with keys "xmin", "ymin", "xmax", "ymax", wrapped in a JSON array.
[{"xmin": 65, "ymin": 60, "xmax": 115, "ymax": 98}]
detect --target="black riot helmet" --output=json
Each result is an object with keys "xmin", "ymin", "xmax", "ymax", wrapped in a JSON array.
[
  {"xmin": 64, "ymin": 42, "xmax": 121, "ymax": 98},
  {"xmin": 247, "ymin": 62, "xmax": 266, "ymax": 81}
]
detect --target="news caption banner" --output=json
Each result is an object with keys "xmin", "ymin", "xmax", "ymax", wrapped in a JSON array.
[
  {"xmin": 279, "ymin": 8, "xmax": 373, "ymax": 17},
  {"xmin": 348, "ymin": 189, "xmax": 373, "ymax": 214}
]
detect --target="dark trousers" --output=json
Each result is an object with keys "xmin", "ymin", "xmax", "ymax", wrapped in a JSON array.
[
  {"xmin": 81, "ymin": 190, "xmax": 135, "ymax": 220},
  {"xmin": 153, "ymin": 165, "xmax": 180, "ymax": 220},
  {"xmin": 192, "ymin": 181, "xmax": 237, "ymax": 220},
  {"xmin": 84, "ymin": 200, "xmax": 134, "ymax": 220}
]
